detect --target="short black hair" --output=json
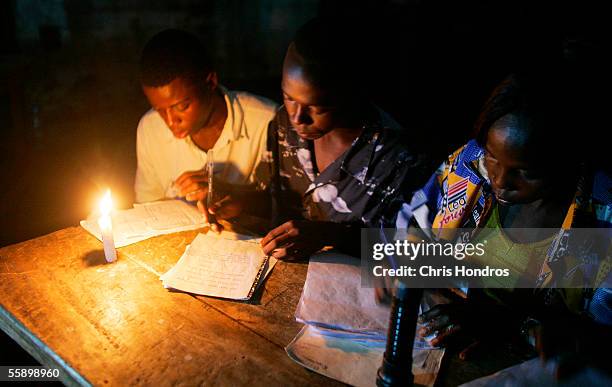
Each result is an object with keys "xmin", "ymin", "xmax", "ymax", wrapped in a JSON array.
[
  {"xmin": 291, "ymin": 18, "xmax": 366, "ymax": 99},
  {"xmin": 139, "ymin": 29, "xmax": 213, "ymax": 87},
  {"xmin": 474, "ymin": 71, "xmax": 588, "ymax": 163},
  {"xmin": 475, "ymin": 72, "xmax": 572, "ymax": 144}
]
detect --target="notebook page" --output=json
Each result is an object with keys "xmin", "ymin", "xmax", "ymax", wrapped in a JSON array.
[{"xmin": 162, "ymin": 233, "xmax": 270, "ymax": 299}]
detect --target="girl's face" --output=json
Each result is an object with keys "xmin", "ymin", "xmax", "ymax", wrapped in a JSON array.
[{"xmin": 483, "ymin": 114, "xmax": 554, "ymax": 205}]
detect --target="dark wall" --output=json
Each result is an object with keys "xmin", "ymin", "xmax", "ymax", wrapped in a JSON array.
[{"xmin": 1, "ymin": 0, "xmax": 609, "ymax": 247}]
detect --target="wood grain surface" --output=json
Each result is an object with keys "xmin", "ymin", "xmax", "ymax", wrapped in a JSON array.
[{"xmin": 0, "ymin": 226, "xmax": 344, "ymax": 386}]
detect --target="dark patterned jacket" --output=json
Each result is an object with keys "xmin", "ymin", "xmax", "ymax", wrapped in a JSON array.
[{"xmin": 261, "ymin": 105, "xmax": 426, "ymax": 228}]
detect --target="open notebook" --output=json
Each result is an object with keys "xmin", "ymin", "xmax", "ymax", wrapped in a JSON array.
[
  {"xmin": 160, "ymin": 232, "xmax": 277, "ymax": 300},
  {"xmin": 80, "ymin": 200, "xmax": 207, "ymax": 247}
]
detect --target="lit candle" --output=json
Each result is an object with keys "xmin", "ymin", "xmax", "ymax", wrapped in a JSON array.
[{"xmin": 98, "ymin": 189, "xmax": 117, "ymax": 263}]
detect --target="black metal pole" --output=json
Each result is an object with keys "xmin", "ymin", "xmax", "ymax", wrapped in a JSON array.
[{"xmin": 377, "ymin": 285, "xmax": 424, "ymax": 387}]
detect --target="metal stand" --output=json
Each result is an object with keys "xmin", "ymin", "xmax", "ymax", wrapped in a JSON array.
[{"xmin": 376, "ymin": 285, "xmax": 424, "ymax": 387}]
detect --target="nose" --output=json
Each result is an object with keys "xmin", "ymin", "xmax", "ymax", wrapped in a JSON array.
[
  {"xmin": 491, "ymin": 166, "xmax": 513, "ymax": 191},
  {"xmin": 291, "ymin": 104, "xmax": 311, "ymax": 125},
  {"xmin": 163, "ymin": 109, "xmax": 181, "ymax": 128}
]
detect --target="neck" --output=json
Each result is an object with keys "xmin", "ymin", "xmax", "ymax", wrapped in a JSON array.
[
  {"xmin": 315, "ymin": 126, "xmax": 363, "ymax": 148},
  {"xmin": 191, "ymin": 91, "xmax": 227, "ymax": 151}
]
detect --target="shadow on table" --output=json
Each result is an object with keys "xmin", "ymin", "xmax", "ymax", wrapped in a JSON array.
[{"xmin": 82, "ymin": 249, "xmax": 109, "ymax": 267}]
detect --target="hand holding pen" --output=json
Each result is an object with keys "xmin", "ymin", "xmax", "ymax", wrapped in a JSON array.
[{"xmin": 170, "ymin": 150, "xmax": 221, "ymax": 232}]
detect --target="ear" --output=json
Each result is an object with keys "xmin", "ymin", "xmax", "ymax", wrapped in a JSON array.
[{"xmin": 205, "ymin": 72, "xmax": 219, "ymax": 91}]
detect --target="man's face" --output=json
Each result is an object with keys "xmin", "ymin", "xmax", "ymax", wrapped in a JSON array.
[
  {"xmin": 281, "ymin": 50, "xmax": 348, "ymax": 140},
  {"xmin": 142, "ymin": 76, "xmax": 215, "ymax": 139},
  {"xmin": 484, "ymin": 114, "xmax": 553, "ymax": 205}
]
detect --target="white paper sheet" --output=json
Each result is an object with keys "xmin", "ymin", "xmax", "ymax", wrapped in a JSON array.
[
  {"xmin": 295, "ymin": 252, "xmax": 391, "ymax": 335},
  {"xmin": 295, "ymin": 252, "xmax": 444, "ymax": 347},
  {"xmin": 80, "ymin": 200, "xmax": 208, "ymax": 247},
  {"xmin": 287, "ymin": 252, "xmax": 445, "ymax": 386},
  {"xmin": 286, "ymin": 325, "xmax": 444, "ymax": 387},
  {"xmin": 161, "ymin": 233, "xmax": 277, "ymax": 300}
]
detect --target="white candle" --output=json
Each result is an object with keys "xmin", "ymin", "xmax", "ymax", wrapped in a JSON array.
[{"xmin": 98, "ymin": 190, "xmax": 117, "ymax": 263}]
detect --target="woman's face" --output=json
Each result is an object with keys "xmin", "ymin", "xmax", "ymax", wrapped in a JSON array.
[{"xmin": 483, "ymin": 114, "xmax": 555, "ymax": 205}]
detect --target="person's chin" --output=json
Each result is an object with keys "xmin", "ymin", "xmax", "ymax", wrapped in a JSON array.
[
  {"xmin": 172, "ymin": 130, "xmax": 190, "ymax": 139},
  {"xmin": 295, "ymin": 128, "xmax": 322, "ymax": 140}
]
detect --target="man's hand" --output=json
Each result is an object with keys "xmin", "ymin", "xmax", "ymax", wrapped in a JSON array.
[
  {"xmin": 207, "ymin": 195, "xmax": 244, "ymax": 230},
  {"xmin": 260, "ymin": 220, "xmax": 338, "ymax": 260},
  {"xmin": 173, "ymin": 169, "xmax": 224, "ymax": 232},
  {"xmin": 173, "ymin": 169, "xmax": 208, "ymax": 202}
]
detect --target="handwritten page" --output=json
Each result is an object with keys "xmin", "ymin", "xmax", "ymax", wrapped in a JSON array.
[
  {"xmin": 80, "ymin": 200, "xmax": 207, "ymax": 247},
  {"xmin": 160, "ymin": 233, "xmax": 277, "ymax": 300}
]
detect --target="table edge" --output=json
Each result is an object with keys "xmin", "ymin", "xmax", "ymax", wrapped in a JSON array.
[{"xmin": 0, "ymin": 305, "xmax": 92, "ymax": 387}]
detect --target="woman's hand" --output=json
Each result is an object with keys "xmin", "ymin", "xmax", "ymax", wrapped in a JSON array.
[{"xmin": 418, "ymin": 298, "xmax": 522, "ymax": 359}]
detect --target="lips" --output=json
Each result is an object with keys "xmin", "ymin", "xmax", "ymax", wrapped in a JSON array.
[
  {"xmin": 495, "ymin": 196, "xmax": 513, "ymax": 205},
  {"xmin": 172, "ymin": 129, "xmax": 189, "ymax": 139},
  {"xmin": 493, "ymin": 191, "xmax": 513, "ymax": 205},
  {"xmin": 294, "ymin": 127, "xmax": 320, "ymax": 139}
]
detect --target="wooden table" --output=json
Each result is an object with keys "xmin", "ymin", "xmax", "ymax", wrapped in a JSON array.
[
  {"xmin": 0, "ymin": 224, "xmax": 529, "ymax": 386},
  {"xmin": 0, "ymin": 226, "xmax": 344, "ymax": 386}
]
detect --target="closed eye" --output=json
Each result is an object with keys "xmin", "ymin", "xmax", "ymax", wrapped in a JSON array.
[{"xmin": 174, "ymin": 101, "xmax": 190, "ymax": 112}]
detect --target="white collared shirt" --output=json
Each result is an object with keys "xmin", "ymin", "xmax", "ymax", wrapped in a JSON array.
[{"xmin": 134, "ymin": 86, "xmax": 277, "ymax": 203}]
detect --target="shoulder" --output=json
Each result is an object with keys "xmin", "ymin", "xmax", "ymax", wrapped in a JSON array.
[
  {"xmin": 370, "ymin": 109, "xmax": 414, "ymax": 161},
  {"xmin": 376, "ymin": 107, "xmax": 403, "ymax": 131},
  {"xmin": 137, "ymin": 109, "xmax": 169, "ymax": 138},
  {"xmin": 230, "ymin": 90, "xmax": 278, "ymax": 119},
  {"xmin": 268, "ymin": 106, "xmax": 297, "ymax": 143},
  {"xmin": 450, "ymin": 139, "xmax": 483, "ymax": 164}
]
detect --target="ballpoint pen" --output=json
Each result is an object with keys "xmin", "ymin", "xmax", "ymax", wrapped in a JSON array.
[
  {"xmin": 206, "ymin": 150, "xmax": 217, "ymax": 230},
  {"xmin": 206, "ymin": 149, "xmax": 214, "ymax": 209}
]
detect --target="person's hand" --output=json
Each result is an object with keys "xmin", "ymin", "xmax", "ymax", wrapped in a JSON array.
[
  {"xmin": 195, "ymin": 200, "xmax": 220, "ymax": 233},
  {"xmin": 417, "ymin": 298, "xmax": 522, "ymax": 359},
  {"xmin": 205, "ymin": 195, "xmax": 244, "ymax": 233},
  {"xmin": 418, "ymin": 302, "xmax": 471, "ymax": 348},
  {"xmin": 195, "ymin": 194, "xmax": 244, "ymax": 233},
  {"xmin": 260, "ymin": 220, "xmax": 331, "ymax": 260},
  {"xmin": 173, "ymin": 169, "xmax": 227, "ymax": 232},
  {"xmin": 173, "ymin": 169, "xmax": 209, "ymax": 202}
]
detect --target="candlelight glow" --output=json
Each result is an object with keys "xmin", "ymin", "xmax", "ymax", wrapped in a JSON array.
[{"xmin": 99, "ymin": 189, "xmax": 113, "ymax": 216}]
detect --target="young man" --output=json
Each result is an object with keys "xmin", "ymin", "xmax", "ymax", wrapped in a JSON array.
[
  {"xmin": 210, "ymin": 19, "xmax": 425, "ymax": 259},
  {"xmin": 135, "ymin": 29, "xmax": 277, "ymax": 221}
]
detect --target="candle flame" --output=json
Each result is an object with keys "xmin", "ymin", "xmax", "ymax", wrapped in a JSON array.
[{"xmin": 99, "ymin": 189, "xmax": 113, "ymax": 216}]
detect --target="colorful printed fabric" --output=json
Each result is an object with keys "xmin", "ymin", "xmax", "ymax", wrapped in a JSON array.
[
  {"xmin": 264, "ymin": 106, "xmax": 424, "ymax": 228},
  {"xmin": 402, "ymin": 139, "xmax": 612, "ymax": 316}
]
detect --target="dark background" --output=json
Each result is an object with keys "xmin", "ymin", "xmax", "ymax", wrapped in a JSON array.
[{"xmin": 1, "ymin": 0, "xmax": 608, "ymax": 369}]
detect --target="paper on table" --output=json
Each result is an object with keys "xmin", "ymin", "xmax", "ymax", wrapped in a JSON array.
[
  {"xmin": 295, "ymin": 252, "xmax": 390, "ymax": 336},
  {"xmin": 161, "ymin": 233, "xmax": 277, "ymax": 300},
  {"xmin": 80, "ymin": 200, "xmax": 207, "ymax": 247},
  {"xmin": 287, "ymin": 252, "xmax": 445, "ymax": 386},
  {"xmin": 286, "ymin": 324, "xmax": 444, "ymax": 387},
  {"xmin": 295, "ymin": 252, "xmax": 444, "ymax": 347}
]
